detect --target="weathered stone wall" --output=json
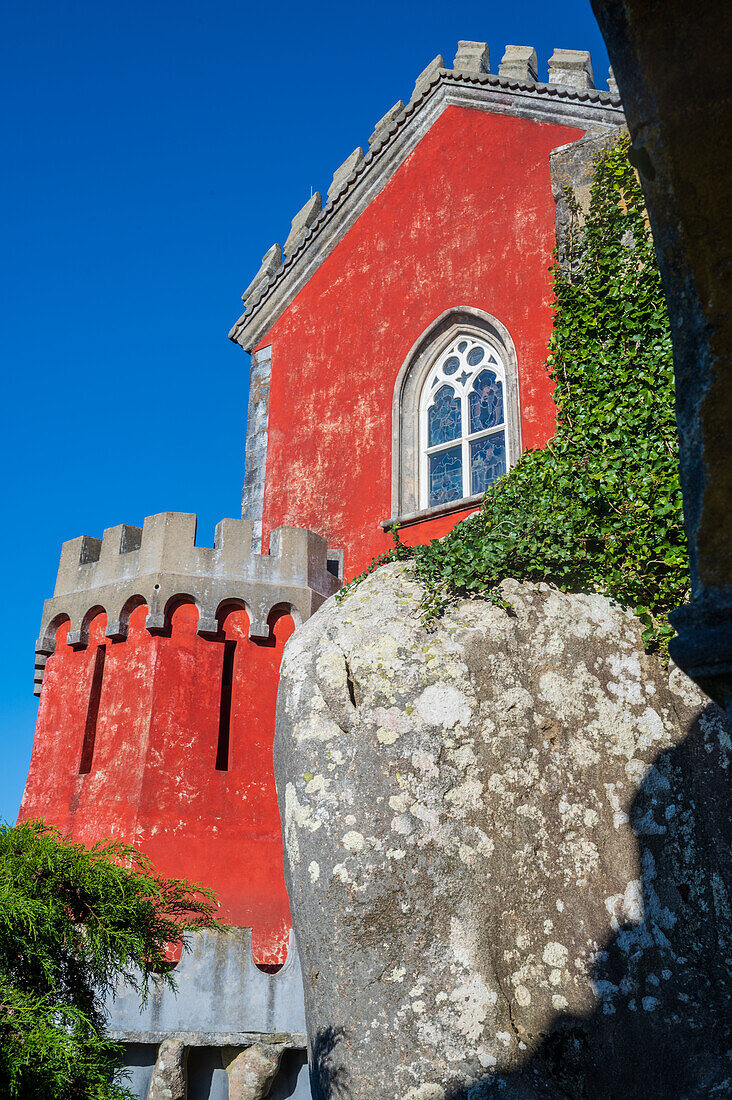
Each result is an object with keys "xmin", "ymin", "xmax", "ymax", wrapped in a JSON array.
[
  {"xmin": 274, "ymin": 564, "xmax": 730, "ymax": 1098},
  {"xmin": 241, "ymin": 346, "xmax": 272, "ymax": 552},
  {"xmin": 108, "ymin": 930, "xmax": 311, "ymax": 1098},
  {"xmin": 549, "ymin": 124, "xmax": 630, "ymax": 258},
  {"xmin": 117, "ymin": 1038, "xmax": 309, "ymax": 1100},
  {"xmin": 107, "ymin": 929, "xmax": 307, "ymax": 1039}
]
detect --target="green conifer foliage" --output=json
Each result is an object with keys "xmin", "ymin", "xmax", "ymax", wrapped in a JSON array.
[
  {"xmin": 343, "ymin": 137, "xmax": 688, "ymax": 652},
  {"xmin": 0, "ymin": 820, "xmax": 224, "ymax": 1099}
]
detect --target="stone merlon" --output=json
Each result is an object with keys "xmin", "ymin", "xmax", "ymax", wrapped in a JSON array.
[
  {"xmin": 327, "ymin": 147, "xmax": 365, "ymax": 202},
  {"xmin": 411, "ymin": 54, "xmax": 445, "ymax": 100},
  {"xmin": 452, "ymin": 41, "xmax": 491, "ymax": 75},
  {"xmin": 498, "ymin": 45, "xmax": 538, "ymax": 83},
  {"xmin": 241, "ymin": 242, "xmax": 282, "ymax": 310},
  {"xmin": 284, "ymin": 192, "xmax": 322, "ymax": 257},
  {"xmin": 368, "ymin": 100, "xmax": 405, "ymax": 148},
  {"xmin": 548, "ymin": 48, "xmax": 595, "ymax": 90}
]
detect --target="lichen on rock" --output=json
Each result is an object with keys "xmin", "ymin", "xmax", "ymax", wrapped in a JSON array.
[
  {"xmin": 274, "ymin": 563, "xmax": 731, "ymax": 1098},
  {"xmin": 222, "ymin": 1043, "xmax": 286, "ymax": 1099}
]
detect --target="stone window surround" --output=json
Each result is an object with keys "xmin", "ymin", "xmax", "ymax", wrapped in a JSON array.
[
  {"xmin": 419, "ymin": 334, "xmax": 509, "ymax": 509},
  {"xmin": 385, "ymin": 307, "xmax": 522, "ymax": 528}
]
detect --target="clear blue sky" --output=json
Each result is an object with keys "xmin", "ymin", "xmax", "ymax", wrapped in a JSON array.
[{"xmin": 0, "ymin": 1, "xmax": 609, "ymax": 823}]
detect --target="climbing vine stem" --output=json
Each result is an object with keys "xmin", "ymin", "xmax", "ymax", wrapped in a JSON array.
[{"xmin": 339, "ymin": 136, "xmax": 688, "ymax": 656}]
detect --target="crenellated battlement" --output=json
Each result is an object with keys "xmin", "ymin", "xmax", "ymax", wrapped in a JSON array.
[
  {"xmin": 34, "ymin": 513, "xmax": 342, "ymax": 693},
  {"xmin": 229, "ymin": 41, "xmax": 624, "ymax": 352}
]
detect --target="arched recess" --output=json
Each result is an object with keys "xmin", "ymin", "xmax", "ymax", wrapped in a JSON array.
[
  {"xmin": 38, "ymin": 612, "xmax": 71, "ymax": 656},
  {"xmin": 108, "ymin": 594, "xmax": 148, "ymax": 642},
  {"xmin": 215, "ymin": 597, "xmax": 253, "ymax": 637},
  {"xmin": 262, "ymin": 601, "xmax": 302, "ymax": 642},
  {"xmin": 390, "ymin": 307, "xmax": 522, "ymax": 522},
  {"xmin": 160, "ymin": 593, "xmax": 200, "ymax": 636},
  {"xmin": 76, "ymin": 605, "xmax": 108, "ymax": 649}
]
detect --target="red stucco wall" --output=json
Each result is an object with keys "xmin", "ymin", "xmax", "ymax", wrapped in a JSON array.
[
  {"xmin": 19, "ymin": 604, "xmax": 294, "ymax": 963},
  {"xmin": 21, "ymin": 104, "xmax": 586, "ymax": 960},
  {"xmin": 257, "ymin": 106, "xmax": 584, "ymax": 577}
]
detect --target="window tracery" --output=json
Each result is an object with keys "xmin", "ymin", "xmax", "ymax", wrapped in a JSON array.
[{"xmin": 420, "ymin": 337, "xmax": 508, "ymax": 508}]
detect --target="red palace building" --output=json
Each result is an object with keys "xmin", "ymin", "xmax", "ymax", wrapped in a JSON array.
[{"xmin": 19, "ymin": 41, "xmax": 624, "ymax": 1100}]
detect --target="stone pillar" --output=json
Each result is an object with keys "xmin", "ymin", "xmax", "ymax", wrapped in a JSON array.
[
  {"xmin": 222, "ymin": 1044, "xmax": 286, "ymax": 1099},
  {"xmin": 590, "ymin": 0, "xmax": 732, "ymax": 717},
  {"xmin": 241, "ymin": 345, "xmax": 272, "ymax": 553},
  {"xmin": 147, "ymin": 1040, "xmax": 187, "ymax": 1100}
]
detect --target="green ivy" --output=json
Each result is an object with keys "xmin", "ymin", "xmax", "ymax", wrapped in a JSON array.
[{"xmin": 340, "ymin": 136, "xmax": 688, "ymax": 654}]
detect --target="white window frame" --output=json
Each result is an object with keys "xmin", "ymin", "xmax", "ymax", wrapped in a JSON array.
[
  {"xmin": 388, "ymin": 307, "xmax": 523, "ymax": 527},
  {"xmin": 419, "ymin": 336, "xmax": 508, "ymax": 510}
]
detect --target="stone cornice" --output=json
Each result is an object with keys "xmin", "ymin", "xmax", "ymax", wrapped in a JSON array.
[{"xmin": 229, "ymin": 68, "xmax": 625, "ymax": 353}]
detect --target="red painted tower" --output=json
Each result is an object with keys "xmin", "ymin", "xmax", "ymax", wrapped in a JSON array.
[{"xmin": 20, "ymin": 516, "xmax": 340, "ymax": 964}]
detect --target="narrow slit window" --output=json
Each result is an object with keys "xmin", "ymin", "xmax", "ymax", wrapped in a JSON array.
[
  {"xmin": 216, "ymin": 641, "xmax": 236, "ymax": 771},
  {"xmin": 79, "ymin": 645, "xmax": 105, "ymax": 774}
]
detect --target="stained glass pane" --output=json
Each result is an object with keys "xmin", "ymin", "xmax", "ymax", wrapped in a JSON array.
[
  {"xmin": 444, "ymin": 356, "xmax": 460, "ymax": 376},
  {"xmin": 471, "ymin": 431, "xmax": 506, "ymax": 494},
  {"xmin": 458, "ymin": 341, "xmax": 468, "ymax": 352},
  {"xmin": 469, "ymin": 370, "xmax": 504, "ymax": 433},
  {"xmin": 429, "ymin": 446, "xmax": 463, "ymax": 507},
  {"xmin": 467, "ymin": 347, "xmax": 484, "ymax": 366},
  {"xmin": 428, "ymin": 385, "xmax": 462, "ymax": 446}
]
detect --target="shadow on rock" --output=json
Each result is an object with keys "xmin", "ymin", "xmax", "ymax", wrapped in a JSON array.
[
  {"xmin": 448, "ymin": 706, "xmax": 731, "ymax": 1099},
  {"xmin": 311, "ymin": 1026, "xmax": 351, "ymax": 1099}
]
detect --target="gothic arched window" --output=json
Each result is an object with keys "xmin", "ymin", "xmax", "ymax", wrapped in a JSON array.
[
  {"xmin": 388, "ymin": 308, "xmax": 522, "ymax": 525},
  {"xmin": 420, "ymin": 336, "xmax": 508, "ymax": 509}
]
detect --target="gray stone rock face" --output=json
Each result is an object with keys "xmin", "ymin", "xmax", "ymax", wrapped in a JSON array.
[
  {"xmin": 274, "ymin": 564, "xmax": 731, "ymax": 1099},
  {"xmin": 223, "ymin": 1043, "xmax": 286, "ymax": 1098},
  {"xmin": 147, "ymin": 1039, "xmax": 187, "ymax": 1100}
]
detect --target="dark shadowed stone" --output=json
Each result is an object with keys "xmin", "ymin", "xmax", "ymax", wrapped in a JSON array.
[
  {"xmin": 274, "ymin": 563, "xmax": 731, "ymax": 1099},
  {"xmin": 590, "ymin": 0, "xmax": 732, "ymax": 712}
]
